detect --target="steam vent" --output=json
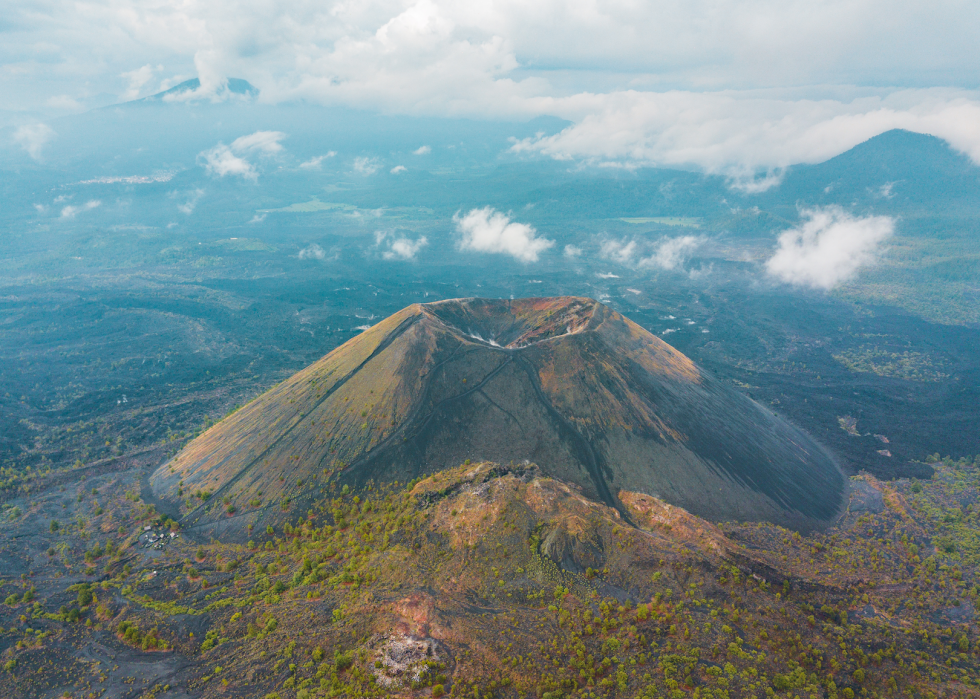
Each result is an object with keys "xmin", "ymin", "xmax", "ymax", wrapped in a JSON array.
[{"xmin": 151, "ymin": 297, "xmax": 846, "ymax": 537}]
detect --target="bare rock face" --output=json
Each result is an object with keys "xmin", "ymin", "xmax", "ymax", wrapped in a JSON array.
[{"xmin": 151, "ymin": 297, "xmax": 846, "ymax": 537}]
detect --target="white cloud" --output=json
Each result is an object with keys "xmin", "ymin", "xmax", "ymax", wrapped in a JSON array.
[
  {"xmin": 390, "ymin": 165, "xmax": 407, "ymax": 174},
  {"xmin": 13, "ymin": 124, "xmax": 55, "ymax": 160},
  {"xmin": 60, "ymin": 200, "xmax": 101, "ymax": 218},
  {"xmin": 639, "ymin": 236, "xmax": 703, "ymax": 270},
  {"xmin": 563, "ymin": 244, "xmax": 582, "ymax": 258},
  {"xmin": 600, "ymin": 239, "xmax": 637, "ymax": 264},
  {"xmin": 511, "ymin": 90, "xmax": 980, "ymax": 176},
  {"xmin": 599, "ymin": 235, "xmax": 702, "ymax": 270},
  {"xmin": 375, "ymin": 231, "xmax": 428, "ymax": 260},
  {"xmin": 298, "ymin": 243, "xmax": 327, "ymax": 260},
  {"xmin": 45, "ymin": 95, "xmax": 83, "ymax": 111},
  {"xmin": 249, "ymin": 213, "xmax": 267, "ymax": 224},
  {"xmin": 299, "ymin": 152, "xmax": 336, "ymax": 169},
  {"xmin": 413, "ymin": 145, "xmax": 431, "ymax": 155},
  {"xmin": 455, "ymin": 207, "xmax": 553, "ymax": 262},
  {"xmin": 766, "ymin": 207, "xmax": 894, "ymax": 289},
  {"xmin": 231, "ymin": 131, "xmax": 286, "ymax": 154},
  {"xmin": 120, "ymin": 64, "xmax": 159, "ymax": 101},
  {"xmin": 198, "ymin": 130, "xmax": 285, "ymax": 180},
  {"xmin": 353, "ymin": 157, "xmax": 381, "ymax": 175},
  {"xmin": 9, "ymin": 0, "xmax": 980, "ymax": 118},
  {"xmin": 6, "ymin": 1, "xmax": 980, "ymax": 174},
  {"xmin": 877, "ymin": 182, "xmax": 897, "ymax": 199},
  {"xmin": 727, "ymin": 169, "xmax": 785, "ymax": 194},
  {"xmin": 177, "ymin": 188, "xmax": 204, "ymax": 214},
  {"xmin": 200, "ymin": 144, "xmax": 257, "ymax": 180}
]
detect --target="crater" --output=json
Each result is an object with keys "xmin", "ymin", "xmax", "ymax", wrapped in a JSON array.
[{"xmin": 422, "ymin": 297, "xmax": 597, "ymax": 349}]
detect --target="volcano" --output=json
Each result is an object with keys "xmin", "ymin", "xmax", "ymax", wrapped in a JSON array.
[{"xmin": 150, "ymin": 297, "xmax": 846, "ymax": 536}]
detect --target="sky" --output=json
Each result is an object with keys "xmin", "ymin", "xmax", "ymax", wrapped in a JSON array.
[{"xmin": 4, "ymin": 0, "xmax": 980, "ymax": 173}]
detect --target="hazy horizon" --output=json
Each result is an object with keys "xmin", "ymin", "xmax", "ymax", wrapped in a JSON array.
[{"xmin": 4, "ymin": 0, "xmax": 980, "ymax": 178}]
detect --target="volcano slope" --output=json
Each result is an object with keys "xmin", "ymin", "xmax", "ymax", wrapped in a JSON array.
[{"xmin": 150, "ymin": 297, "xmax": 846, "ymax": 538}]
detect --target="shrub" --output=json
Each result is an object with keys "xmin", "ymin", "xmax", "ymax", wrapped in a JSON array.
[
  {"xmin": 76, "ymin": 584, "xmax": 94, "ymax": 607},
  {"xmin": 333, "ymin": 650, "xmax": 353, "ymax": 672}
]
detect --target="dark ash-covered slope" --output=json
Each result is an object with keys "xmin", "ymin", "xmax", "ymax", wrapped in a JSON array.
[{"xmin": 150, "ymin": 297, "xmax": 846, "ymax": 537}]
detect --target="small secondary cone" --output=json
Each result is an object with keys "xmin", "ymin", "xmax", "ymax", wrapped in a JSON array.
[{"xmin": 151, "ymin": 297, "xmax": 846, "ymax": 538}]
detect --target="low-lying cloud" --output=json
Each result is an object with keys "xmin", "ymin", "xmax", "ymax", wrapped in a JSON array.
[
  {"xmin": 177, "ymin": 188, "xmax": 204, "ymax": 215},
  {"xmin": 511, "ymin": 91, "xmax": 980, "ymax": 177},
  {"xmin": 600, "ymin": 235, "xmax": 702, "ymax": 270},
  {"xmin": 353, "ymin": 157, "xmax": 381, "ymax": 176},
  {"xmin": 60, "ymin": 200, "xmax": 101, "ymax": 218},
  {"xmin": 299, "ymin": 152, "xmax": 336, "ymax": 169},
  {"xmin": 198, "ymin": 130, "xmax": 286, "ymax": 181},
  {"xmin": 231, "ymin": 131, "xmax": 286, "ymax": 155},
  {"xmin": 375, "ymin": 231, "xmax": 428, "ymax": 260},
  {"xmin": 298, "ymin": 243, "xmax": 327, "ymax": 260},
  {"xmin": 766, "ymin": 207, "xmax": 894, "ymax": 289},
  {"xmin": 640, "ymin": 236, "xmax": 703, "ymax": 270},
  {"xmin": 455, "ymin": 208, "xmax": 553, "ymax": 263},
  {"xmin": 120, "ymin": 64, "xmax": 160, "ymax": 101},
  {"xmin": 14, "ymin": 123, "xmax": 55, "ymax": 161},
  {"xmin": 600, "ymin": 239, "xmax": 638, "ymax": 264}
]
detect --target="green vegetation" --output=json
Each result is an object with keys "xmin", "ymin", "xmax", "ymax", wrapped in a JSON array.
[
  {"xmin": 5, "ymin": 459, "xmax": 980, "ymax": 698},
  {"xmin": 833, "ymin": 345, "xmax": 949, "ymax": 382}
]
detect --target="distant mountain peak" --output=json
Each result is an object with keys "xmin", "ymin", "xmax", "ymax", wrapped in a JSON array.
[
  {"xmin": 130, "ymin": 77, "xmax": 258, "ymax": 104},
  {"xmin": 765, "ymin": 128, "xmax": 980, "ymax": 208},
  {"xmin": 824, "ymin": 128, "xmax": 972, "ymax": 171}
]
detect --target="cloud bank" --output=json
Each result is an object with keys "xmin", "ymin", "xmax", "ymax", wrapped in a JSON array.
[
  {"xmin": 766, "ymin": 207, "xmax": 894, "ymax": 289},
  {"xmin": 455, "ymin": 207, "xmax": 553, "ymax": 262},
  {"xmin": 511, "ymin": 90, "xmax": 980, "ymax": 175},
  {"xmin": 5, "ymin": 1, "xmax": 980, "ymax": 174}
]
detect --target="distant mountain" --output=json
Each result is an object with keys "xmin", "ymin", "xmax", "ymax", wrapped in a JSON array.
[
  {"xmin": 768, "ymin": 129, "xmax": 980, "ymax": 211},
  {"xmin": 151, "ymin": 297, "xmax": 846, "ymax": 539},
  {"xmin": 130, "ymin": 77, "xmax": 258, "ymax": 104}
]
